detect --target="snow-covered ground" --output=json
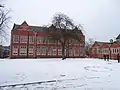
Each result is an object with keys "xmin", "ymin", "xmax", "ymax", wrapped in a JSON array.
[{"xmin": 0, "ymin": 58, "xmax": 120, "ymax": 90}]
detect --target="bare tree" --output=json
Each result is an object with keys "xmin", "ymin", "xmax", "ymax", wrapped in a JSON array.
[
  {"xmin": 85, "ymin": 38, "xmax": 94, "ymax": 56},
  {"xmin": 0, "ymin": 5, "xmax": 11, "ymax": 44},
  {"xmin": 49, "ymin": 13, "xmax": 83, "ymax": 60}
]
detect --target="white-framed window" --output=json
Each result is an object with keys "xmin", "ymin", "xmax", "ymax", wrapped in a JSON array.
[
  {"xmin": 74, "ymin": 47, "xmax": 79, "ymax": 56},
  {"xmin": 36, "ymin": 46, "xmax": 46, "ymax": 55},
  {"xmin": 20, "ymin": 36, "xmax": 28, "ymax": 43},
  {"xmin": 20, "ymin": 46, "xmax": 27, "ymax": 55},
  {"xmin": 80, "ymin": 47, "xmax": 84, "ymax": 56},
  {"xmin": 64, "ymin": 48, "xmax": 66, "ymax": 56},
  {"xmin": 69, "ymin": 47, "xmax": 73, "ymax": 56},
  {"xmin": 48, "ymin": 47, "xmax": 53, "ymax": 55},
  {"xmin": 37, "ymin": 36, "xmax": 41, "ymax": 44},
  {"xmin": 48, "ymin": 36, "xmax": 56, "ymax": 44},
  {"xmin": 37, "ymin": 36, "xmax": 46, "ymax": 44},
  {"xmin": 58, "ymin": 47, "xmax": 62, "ymax": 56},
  {"xmin": 48, "ymin": 40, "xmax": 56, "ymax": 44},
  {"xmin": 47, "ymin": 46, "xmax": 56, "ymax": 56},
  {"xmin": 12, "ymin": 45, "xmax": 18, "ymax": 55},
  {"xmin": 53, "ymin": 47, "xmax": 56, "ymax": 56},
  {"xmin": 58, "ymin": 40, "xmax": 61, "ymax": 44},
  {"xmin": 37, "ymin": 46, "xmax": 41, "ymax": 55},
  {"xmin": 29, "ymin": 36, "xmax": 34, "ymax": 43},
  {"xmin": 41, "ymin": 46, "xmax": 46, "ymax": 55},
  {"xmin": 117, "ymin": 49, "xmax": 119, "ymax": 53},
  {"xmin": 29, "ymin": 46, "xmax": 34, "ymax": 55},
  {"xmin": 13, "ymin": 35, "xmax": 18, "ymax": 43}
]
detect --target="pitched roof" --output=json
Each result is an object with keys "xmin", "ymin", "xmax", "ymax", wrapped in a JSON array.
[
  {"xmin": 95, "ymin": 41, "xmax": 112, "ymax": 47},
  {"xmin": 12, "ymin": 23, "xmax": 84, "ymax": 36},
  {"xmin": 116, "ymin": 34, "xmax": 120, "ymax": 39},
  {"xmin": 12, "ymin": 24, "xmax": 48, "ymax": 32}
]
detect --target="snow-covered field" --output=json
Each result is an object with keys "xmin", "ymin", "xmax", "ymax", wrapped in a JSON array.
[{"xmin": 0, "ymin": 58, "xmax": 120, "ymax": 90}]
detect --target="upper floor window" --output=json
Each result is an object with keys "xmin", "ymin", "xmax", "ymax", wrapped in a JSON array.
[
  {"xmin": 37, "ymin": 36, "xmax": 46, "ymax": 44},
  {"xmin": 48, "ymin": 36, "xmax": 56, "ymax": 44},
  {"xmin": 13, "ymin": 35, "xmax": 18, "ymax": 43},
  {"xmin": 20, "ymin": 36, "xmax": 28, "ymax": 43},
  {"xmin": 29, "ymin": 36, "xmax": 34, "ymax": 43},
  {"xmin": 113, "ymin": 49, "xmax": 114, "ymax": 53}
]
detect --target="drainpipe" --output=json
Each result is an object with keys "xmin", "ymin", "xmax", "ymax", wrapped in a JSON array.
[{"xmin": 27, "ymin": 32, "xmax": 29, "ymax": 58}]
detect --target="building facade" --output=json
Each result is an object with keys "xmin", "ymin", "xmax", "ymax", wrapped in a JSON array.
[
  {"xmin": 90, "ymin": 34, "xmax": 120, "ymax": 60},
  {"xmin": 10, "ymin": 21, "xmax": 85, "ymax": 58}
]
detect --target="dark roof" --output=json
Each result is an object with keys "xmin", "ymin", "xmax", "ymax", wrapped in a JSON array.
[
  {"xmin": 95, "ymin": 41, "xmax": 112, "ymax": 47},
  {"xmin": 12, "ymin": 24, "xmax": 48, "ymax": 32},
  {"xmin": 116, "ymin": 34, "xmax": 120, "ymax": 39},
  {"xmin": 12, "ymin": 23, "xmax": 84, "ymax": 36}
]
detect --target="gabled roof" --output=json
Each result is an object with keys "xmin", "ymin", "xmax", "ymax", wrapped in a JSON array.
[
  {"xmin": 116, "ymin": 34, "xmax": 120, "ymax": 39},
  {"xmin": 93, "ymin": 41, "xmax": 112, "ymax": 48},
  {"xmin": 12, "ymin": 24, "xmax": 48, "ymax": 32},
  {"xmin": 11, "ymin": 22, "xmax": 84, "ymax": 36}
]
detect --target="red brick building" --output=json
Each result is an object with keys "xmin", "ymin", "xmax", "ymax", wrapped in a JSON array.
[
  {"xmin": 10, "ymin": 21, "xmax": 85, "ymax": 58},
  {"xmin": 90, "ymin": 34, "xmax": 120, "ymax": 60}
]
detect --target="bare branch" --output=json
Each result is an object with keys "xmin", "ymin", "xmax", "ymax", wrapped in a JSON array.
[{"xmin": 0, "ymin": 6, "xmax": 11, "ymax": 43}]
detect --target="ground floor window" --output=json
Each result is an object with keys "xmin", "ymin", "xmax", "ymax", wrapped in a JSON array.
[
  {"xmin": 41, "ymin": 46, "xmax": 46, "ymax": 55},
  {"xmin": 68, "ymin": 47, "xmax": 73, "ymax": 56},
  {"xmin": 58, "ymin": 47, "xmax": 62, "ymax": 56},
  {"xmin": 80, "ymin": 47, "xmax": 84, "ymax": 56},
  {"xmin": 48, "ymin": 46, "xmax": 57, "ymax": 56},
  {"xmin": 29, "ymin": 46, "xmax": 34, "ymax": 55},
  {"xmin": 37, "ymin": 46, "xmax": 41, "ymax": 55},
  {"xmin": 20, "ymin": 46, "xmax": 27, "ymax": 55},
  {"xmin": 12, "ymin": 45, "xmax": 18, "ymax": 55},
  {"xmin": 74, "ymin": 47, "xmax": 79, "ymax": 56}
]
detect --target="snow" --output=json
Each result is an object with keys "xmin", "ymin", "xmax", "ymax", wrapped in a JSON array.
[{"xmin": 0, "ymin": 58, "xmax": 120, "ymax": 90}]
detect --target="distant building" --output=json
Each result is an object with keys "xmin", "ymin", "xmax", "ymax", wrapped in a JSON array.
[
  {"xmin": 10, "ymin": 21, "xmax": 85, "ymax": 58},
  {"xmin": 3, "ymin": 46, "xmax": 10, "ymax": 58},
  {"xmin": 90, "ymin": 34, "xmax": 120, "ymax": 60},
  {"xmin": 0, "ymin": 45, "xmax": 4, "ymax": 58}
]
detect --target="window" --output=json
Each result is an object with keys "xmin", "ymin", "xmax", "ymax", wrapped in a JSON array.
[
  {"xmin": 47, "ymin": 46, "xmax": 56, "ymax": 56},
  {"xmin": 37, "ymin": 36, "xmax": 46, "ymax": 44},
  {"xmin": 48, "ymin": 36, "xmax": 56, "ymax": 44},
  {"xmin": 113, "ymin": 49, "xmax": 114, "ymax": 53},
  {"xmin": 20, "ymin": 46, "xmax": 27, "ymax": 55},
  {"xmin": 53, "ymin": 47, "xmax": 56, "ymax": 56},
  {"xmin": 58, "ymin": 40, "xmax": 61, "ymax": 44},
  {"xmin": 29, "ymin": 36, "xmax": 34, "ymax": 43},
  {"xmin": 69, "ymin": 47, "xmax": 73, "ymax": 56},
  {"xmin": 98, "ymin": 50, "xmax": 101, "ymax": 53},
  {"xmin": 29, "ymin": 46, "xmax": 34, "ymax": 55},
  {"xmin": 13, "ymin": 35, "xmax": 18, "ymax": 43},
  {"xmin": 58, "ymin": 47, "xmax": 62, "ymax": 56},
  {"xmin": 37, "ymin": 46, "xmax": 41, "ymax": 55},
  {"xmin": 41, "ymin": 46, "xmax": 46, "ymax": 55},
  {"xmin": 80, "ymin": 47, "xmax": 84, "ymax": 56},
  {"xmin": 74, "ymin": 47, "xmax": 79, "ymax": 56},
  {"xmin": 20, "ymin": 36, "xmax": 28, "ymax": 43},
  {"xmin": 115, "ymin": 49, "xmax": 116, "ymax": 53},
  {"xmin": 64, "ymin": 49, "xmax": 66, "ymax": 56},
  {"xmin": 12, "ymin": 45, "xmax": 18, "ymax": 55},
  {"xmin": 117, "ymin": 49, "xmax": 119, "ymax": 53},
  {"xmin": 48, "ymin": 40, "xmax": 56, "ymax": 44}
]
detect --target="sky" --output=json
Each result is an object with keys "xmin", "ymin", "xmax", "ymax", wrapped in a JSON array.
[{"xmin": 1, "ymin": 0, "xmax": 120, "ymax": 45}]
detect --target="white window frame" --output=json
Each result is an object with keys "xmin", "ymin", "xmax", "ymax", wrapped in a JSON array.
[{"xmin": 13, "ymin": 35, "xmax": 18, "ymax": 43}]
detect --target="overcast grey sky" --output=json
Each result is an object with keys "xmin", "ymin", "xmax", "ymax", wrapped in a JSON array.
[{"xmin": 2, "ymin": 0, "xmax": 120, "ymax": 45}]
